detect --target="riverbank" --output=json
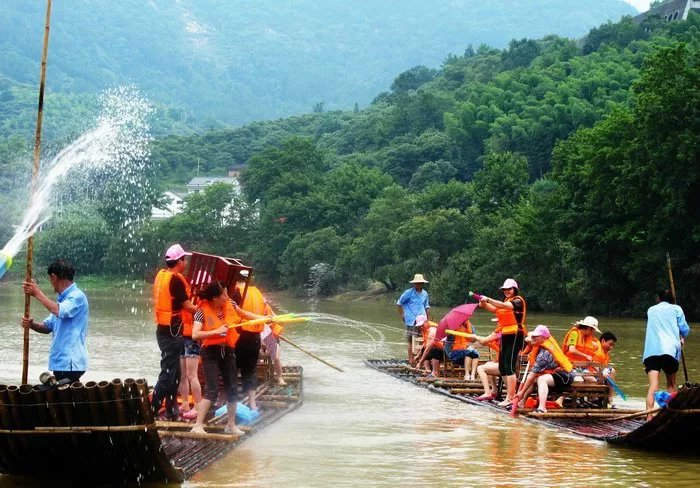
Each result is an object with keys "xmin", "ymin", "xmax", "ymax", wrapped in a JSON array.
[{"xmin": 0, "ymin": 274, "xmax": 146, "ymax": 295}]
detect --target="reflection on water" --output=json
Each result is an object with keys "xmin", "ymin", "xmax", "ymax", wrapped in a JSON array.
[{"xmin": 0, "ymin": 286, "xmax": 698, "ymax": 487}]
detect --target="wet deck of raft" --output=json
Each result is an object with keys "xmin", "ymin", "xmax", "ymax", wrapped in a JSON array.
[
  {"xmin": 366, "ymin": 358, "xmax": 700, "ymax": 452},
  {"xmin": 0, "ymin": 366, "xmax": 303, "ymax": 483}
]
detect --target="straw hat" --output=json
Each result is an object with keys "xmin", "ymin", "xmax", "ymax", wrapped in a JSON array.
[
  {"xmin": 409, "ymin": 274, "xmax": 429, "ymax": 284},
  {"xmin": 574, "ymin": 316, "xmax": 601, "ymax": 334}
]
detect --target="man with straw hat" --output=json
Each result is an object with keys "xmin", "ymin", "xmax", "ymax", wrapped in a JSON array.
[{"xmin": 397, "ymin": 273, "xmax": 431, "ymax": 364}]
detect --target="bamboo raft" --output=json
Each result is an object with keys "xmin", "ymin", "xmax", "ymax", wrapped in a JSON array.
[
  {"xmin": 366, "ymin": 358, "xmax": 700, "ymax": 452},
  {"xmin": 0, "ymin": 365, "xmax": 303, "ymax": 483}
]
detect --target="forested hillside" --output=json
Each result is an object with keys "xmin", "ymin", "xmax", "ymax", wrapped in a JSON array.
[
  {"xmin": 4, "ymin": 11, "xmax": 699, "ymax": 319},
  {"xmin": 148, "ymin": 14, "xmax": 699, "ymax": 317},
  {"xmin": 0, "ymin": 0, "xmax": 635, "ymax": 127}
]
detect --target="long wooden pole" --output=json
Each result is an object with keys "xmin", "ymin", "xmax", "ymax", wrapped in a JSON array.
[
  {"xmin": 278, "ymin": 335, "xmax": 344, "ymax": 372},
  {"xmin": 22, "ymin": 0, "xmax": 53, "ymax": 385},
  {"xmin": 666, "ymin": 252, "xmax": 689, "ymax": 384}
]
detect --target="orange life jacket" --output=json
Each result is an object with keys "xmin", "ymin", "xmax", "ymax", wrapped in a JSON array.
[
  {"xmin": 527, "ymin": 336, "xmax": 573, "ymax": 373},
  {"xmin": 592, "ymin": 347, "xmax": 610, "ymax": 366},
  {"xmin": 452, "ymin": 322, "xmax": 474, "ymax": 351},
  {"xmin": 270, "ymin": 321, "xmax": 284, "ymax": 337},
  {"xmin": 153, "ymin": 269, "xmax": 193, "ymax": 329},
  {"xmin": 235, "ymin": 284, "xmax": 268, "ymax": 333},
  {"xmin": 562, "ymin": 327, "xmax": 600, "ymax": 361},
  {"xmin": 198, "ymin": 299, "xmax": 241, "ymax": 348},
  {"xmin": 422, "ymin": 321, "xmax": 443, "ymax": 350},
  {"xmin": 494, "ymin": 295, "xmax": 527, "ymax": 335}
]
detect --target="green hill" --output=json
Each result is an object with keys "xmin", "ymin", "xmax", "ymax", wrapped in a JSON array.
[{"xmin": 0, "ymin": 0, "xmax": 635, "ymax": 127}]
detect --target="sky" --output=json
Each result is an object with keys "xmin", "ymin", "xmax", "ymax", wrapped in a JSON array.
[{"xmin": 625, "ymin": 0, "xmax": 651, "ymax": 11}]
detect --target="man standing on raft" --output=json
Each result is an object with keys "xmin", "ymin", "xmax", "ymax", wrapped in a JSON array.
[
  {"xmin": 397, "ymin": 274, "xmax": 431, "ymax": 364},
  {"xmin": 473, "ymin": 278, "xmax": 526, "ymax": 407},
  {"xmin": 643, "ymin": 289, "xmax": 690, "ymax": 418},
  {"xmin": 21, "ymin": 259, "xmax": 89, "ymax": 383}
]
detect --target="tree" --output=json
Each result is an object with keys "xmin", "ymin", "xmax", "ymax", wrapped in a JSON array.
[{"xmin": 471, "ymin": 152, "xmax": 529, "ymax": 214}]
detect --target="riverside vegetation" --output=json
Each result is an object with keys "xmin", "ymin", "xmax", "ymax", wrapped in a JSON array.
[{"xmin": 1, "ymin": 13, "xmax": 698, "ymax": 318}]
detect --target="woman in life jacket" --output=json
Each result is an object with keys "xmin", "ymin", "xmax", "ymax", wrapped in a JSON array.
[
  {"xmin": 562, "ymin": 316, "xmax": 602, "ymax": 383},
  {"xmin": 514, "ymin": 325, "xmax": 574, "ymax": 412},
  {"xmin": 189, "ymin": 281, "xmax": 245, "ymax": 436},
  {"xmin": 414, "ymin": 315, "xmax": 444, "ymax": 378},
  {"xmin": 445, "ymin": 320, "xmax": 480, "ymax": 381},
  {"xmin": 472, "ymin": 278, "xmax": 526, "ymax": 407}
]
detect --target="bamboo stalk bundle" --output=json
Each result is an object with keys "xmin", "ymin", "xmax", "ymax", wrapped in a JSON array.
[
  {"xmin": 56, "ymin": 383, "xmax": 75, "ymax": 427},
  {"xmin": 32, "ymin": 424, "xmax": 153, "ymax": 432},
  {"xmin": 158, "ymin": 430, "xmax": 239, "ymax": 442},
  {"xmin": 155, "ymin": 421, "xmax": 250, "ymax": 432},
  {"xmin": 447, "ymin": 388, "xmax": 485, "ymax": 395},
  {"xmin": 44, "ymin": 386, "xmax": 62, "ymax": 426},
  {"xmin": 134, "ymin": 378, "xmax": 155, "ymax": 425},
  {"xmin": 111, "ymin": 378, "xmax": 129, "ymax": 425},
  {"xmin": 96, "ymin": 380, "xmax": 114, "ymax": 424},
  {"xmin": 69, "ymin": 382, "xmax": 89, "ymax": 426},
  {"xmin": 18, "ymin": 384, "xmax": 36, "ymax": 429},
  {"xmin": 0, "ymin": 385, "xmax": 20, "ymax": 469},
  {"xmin": 83, "ymin": 381, "xmax": 104, "ymax": 426},
  {"xmin": 259, "ymin": 394, "xmax": 299, "ymax": 402},
  {"xmin": 257, "ymin": 401, "xmax": 288, "ymax": 409},
  {"xmin": 6, "ymin": 386, "xmax": 23, "ymax": 429},
  {"xmin": 31, "ymin": 385, "xmax": 50, "ymax": 427}
]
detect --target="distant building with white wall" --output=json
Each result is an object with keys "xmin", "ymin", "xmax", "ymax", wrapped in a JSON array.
[
  {"xmin": 186, "ymin": 176, "xmax": 241, "ymax": 194},
  {"xmin": 634, "ymin": 0, "xmax": 700, "ymax": 22},
  {"xmin": 151, "ymin": 191, "xmax": 184, "ymax": 221}
]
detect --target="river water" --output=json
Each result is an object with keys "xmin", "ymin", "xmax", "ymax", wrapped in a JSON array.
[{"xmin": 0, "ymin": 283, "xmax": 698, "ymax": 487}]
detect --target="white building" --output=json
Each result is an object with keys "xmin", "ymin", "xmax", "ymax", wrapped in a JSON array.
[
  {"xmin": 635, "ymin": 0, "xmax": 700, "ymax": 22},
  {"xmin": 186, "ymin": 176, "xmax": 241, "ymax": 195},
  {"xmin": 151, "ymin": 191, "xmax": 184, "ymax": 221}
]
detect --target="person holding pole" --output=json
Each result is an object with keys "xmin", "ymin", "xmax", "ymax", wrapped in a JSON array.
[
  {"xmin": 643, "ymin": 289, "xmax": 690, "ymax": 419},
  {"xmin": 397, "ymin": 274, "xmax": 431, "ymax": 364},
  {"xmin": 21, "ymin": 259, "xmax": 89, "ymax": 383}
]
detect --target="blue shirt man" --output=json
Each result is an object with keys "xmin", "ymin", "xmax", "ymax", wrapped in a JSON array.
[
  {"xmin": 22, "ymin": 259, "xmax": 89, "ymax": 383},
  {"xmin": 643, "ymin": 299, "xmax": 690, "ymax": 362},
  {"xmin": 642, "ymin": 290, "xmax": 691, "ymax": 414},
  {"xmin": 43, "ymin": 283, "xmax": 89, "ymax": 371},
  {"xmin": 396, "ymin": 273, "xmax": 430, "ymax": 363}
]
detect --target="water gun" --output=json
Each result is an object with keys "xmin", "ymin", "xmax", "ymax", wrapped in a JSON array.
[
  {"xmin": 227, "ymin": 314, "xmax": 310, "ymax": 329},
  {"xmin": 468, "ymin": 291, "xmax": 484, "ymax": 301},
  {"xmin": 445, "ymin": 329, "xmax": 476, "ymax": 340},
  {"xmin": 0, "ymin": 251, "xmax": 12, "ymax": 280}
]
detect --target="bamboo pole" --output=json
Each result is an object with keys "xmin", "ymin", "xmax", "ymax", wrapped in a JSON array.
[
  {"xmin": 155, "ymin": 420, "xmax": 250, "ymax": 432},
  {"xmin": 22, "ymin": 0, "xmax": 53, "ymax": 385},
  {"xmin": 666, "ymin": 252, "xmax": 689, "ymax": 384},
  {"xmin": 157, "ymin": 430, "xmax": 239, "ymax": 441},
  {"xmin": 278, "ymin": 335, "xmax": 344, "ymax": 372}
]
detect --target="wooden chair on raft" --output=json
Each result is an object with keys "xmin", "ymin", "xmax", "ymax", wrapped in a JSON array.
[{"xmin": 515, "ymin": 358, "xmax": 610, "ymax": 408}]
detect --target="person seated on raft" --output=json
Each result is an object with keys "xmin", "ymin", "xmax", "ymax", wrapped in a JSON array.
[
  {"xmin": 473, "ymin": 334, "xmax": 501, "ymax": 400},
  {"xmin": 593, "ymin": 331, "xmax": 618, "ymax": 405},
  {"xmin": 414, "ymin": 315, "xmax": 444, "ymax": 378},
  {"xmin": 472, "ymin": 278, "xmax": 527, "ymax": 406},
  {"xmin": 514, "ymin": 325, "xmax": 574, "ymax": 413},
  {"xmin": 562, "ymin": 316, "xmax": 602, "ymax": 383},
  {"xmin": 444, "ymin": 319, "xmax": 479, "ymax": 381}
]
